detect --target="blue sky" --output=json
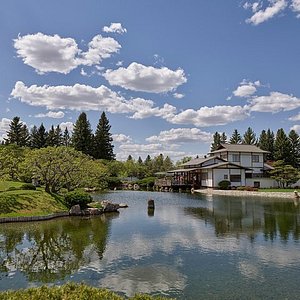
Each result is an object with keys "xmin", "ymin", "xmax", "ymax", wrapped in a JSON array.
[{"xmin": 1, "ymin": 0, "xmax": 300, "ymax": 161}]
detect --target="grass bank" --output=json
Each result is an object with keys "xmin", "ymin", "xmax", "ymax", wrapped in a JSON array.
[
  {"xmin": 0, "ymin": 283, "xmax": 173, "ymax": 300},
  {"xmin": 0, "ymin": 181, "xmax": 67, "ymax": 217},
  {"xmin": 258, "ymin": 188, "xmax": 296, "ymax": 192}
]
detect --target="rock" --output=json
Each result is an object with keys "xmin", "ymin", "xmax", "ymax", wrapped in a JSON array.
[
  {"xmin": 148, "ymin": 199, "xmax": 155, "ymax": 209},
  {"xmin": 69, "ymin": 205, "xmax": 82, "ymax": 216},
  {"xmin": 101, "ymin": 201, "xmax": 120, "ymax": 212},
  {"xmin": 82, "ymin": 208, "xmax": 102, "ymax": 216},
  {"xmin": 119, "ymin": 203, "xmax": 128, "ymax": 208}
]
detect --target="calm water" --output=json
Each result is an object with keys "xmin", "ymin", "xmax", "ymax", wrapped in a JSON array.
[{"xmin": 1, "ymin": 191, "xmax": 300, "ymax": 299}]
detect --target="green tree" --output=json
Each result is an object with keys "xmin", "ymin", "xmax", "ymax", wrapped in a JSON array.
[
  {"xmin": 220, "ymin": 132, "xmax": 227, "ymax": 144},
  {"xmin": 163, "ymin": 156, "xmax": 173, "ymax": 171},
  {"xmin": 210, "ymin": 132, "xmax": 221, "ymax": 151},
  {"xmin": 266, "ymin": 129, "xmax": 275, "ymax": 160},
  {"xmin": 269, "ymin": 160, "xmax": 300, "ymax": 188},
  {"xmin": 72, "ymin": 112, "xmax": 93, "ymax": 156},
  {"xmin": 288, "ymin": 129, "xmax": 300, "ymax": 168},
  {"xmin": 63, "ymin": 127, "xmax": 71, "ymax": 147},
  {"xmin": 176, "ymin": 156, "xmax": 192, "ymax": 166},
  {"xmin": 30, "ymin": 123, "xmax": 48, "ymax": 148},
  {"xmin": 229, "ymin": 129, "xmax": 242, "ymax": 144},
  {"xmin": 243, "ymin": 127, "xmax": 256, "ymax": 145},
  {"xmin": 5, "ymin": 116, "xmax": 29, "ymax": 146},
  {"xmin": 93, "ymin": 112, "xmax": 115, "ymax": 160},
  {"xmin": 274, "ymin": 128, "xmax": 291, "ymax": 164},
  {"xmin": 46, "ymin": 125, "xmax": 57, "ymax": 147}
]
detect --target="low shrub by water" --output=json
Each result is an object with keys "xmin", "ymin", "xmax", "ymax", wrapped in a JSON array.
[
  {"xmin": 21, "ymin": 183, "xmax": 36, "ymax": 190},
  {"xmin": 218, "ymin": 180, "xmax": 231, "ymax": 190},
  {"xmin": 0, "ymin": 283, "xmax": 173, "ymax": 300},
  {"xmin": 64, "ymin": 191, "xmax": 92, "ymax": 209}
]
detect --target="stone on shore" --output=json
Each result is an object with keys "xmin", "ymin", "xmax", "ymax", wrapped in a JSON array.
[
  {"xmin": 101, "ymin": 201, "xmax": 120, "ymax": 212},
  {"xmin": 69, "ymin": 204, "xmax": 82, "ymax": 216}
]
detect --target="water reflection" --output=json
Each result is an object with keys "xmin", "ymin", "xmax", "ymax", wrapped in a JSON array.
[
  {"xmin": 0, "ymin": 214, "xmax": 117, "ymax": 282},
  {"xmin": 185, "ymin": 198, "xmax": 300, "ymax": 241}
]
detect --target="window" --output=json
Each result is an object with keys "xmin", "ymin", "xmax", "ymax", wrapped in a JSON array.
[
  {"xmin": 201, "ymin": 172, "xmax": 208, "ymax": 180},
  {"xmin": 232, "ymin": 154, "xmax": 240, "ymax": 162},
  {"xmin": 254, "ymin": 181, "xmax": 260, "ymax": 188},
  {"xmin": 252, "ymin": 155, "xmax": 259, "ymax": 163},
  {"xmin": 224, "ymin": 174, "xmax": 228, "ymax": 180},
  {"xmin": 230, "ymin": 175, "xmax": 241, "ymax": 182}
]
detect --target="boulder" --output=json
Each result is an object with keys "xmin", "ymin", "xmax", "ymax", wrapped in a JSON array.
[
  {"xmin": 82, "ymin": 208, "xmax": 102, "ymax": 216},
  {"xmin": 148, "ymin": 199, "xmax": 155, "ymax": 209},
  {"xmin": 119, "ymin": 203, "xmax": 128, "ymax": 208},
  {"xmin": 101, "ymin": 201, "xmax": 120, "ymax": 212},
  {"xmin": 69, "ymin": 205, "xmax": 82, "ymax": 216}
]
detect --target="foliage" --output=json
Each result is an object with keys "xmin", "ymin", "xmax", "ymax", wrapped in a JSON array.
[
  {"xmin": 229, "ymin": 129, "xmax": 242, "ymax": 144},
  {"xmin": 93, "ymin": 112, "xmax": 115, "ymax": 160},
  {"xmin": 30, "ymin": 123, "xmax": 48, "ymax": 148},
  {"xmin": 72, "ymin": 112, "xmax": 93, "ymax": 156},
  {"xmin": 269, "ymin": 160, "xmax": 300, "ymax": 188},
  {"xmin": 0, "ymin": 283, "xmax": 173, "ymax": 300},
  {"xmin": 288, "ymin": 129, "xmax": 300, "ymax": 168},
  {"xmin": 218, "ymin": 180, "xmax": 231, "ymax": 190},
  {"xmin": 64, "ymin": 190, "xmax": 92, "ymax": 209},
  {"xmin": 236, "ymin": 186, "xmax": 258, "ymax": 191},
  {"xmin": 21, "ymin": 183, "xmax": 36, "ymax": 190},
  {"xmin": 274, "ymin": 128, "xmax": 291, "ymax": 163},
  {"xmin": 5, "ymin": 116, "xmax": 30, "ymax": 146},
  {"xmin": 136, "ymin": 177, "xmax": 156, "ymax": 188},
  {"xmin": 243, "ymin": 127, "xmax": 256, "ymax": 145},
  {"xmin": 211, "ymin": 132, "xmax": 221, "ymax": 151}
]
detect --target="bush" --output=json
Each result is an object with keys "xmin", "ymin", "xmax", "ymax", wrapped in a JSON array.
[
  {"xmin": 218, "ymin": 180, "xmax": 231, "ymax": 190},
  {"xmin": 64, "ymin": 191, "xmax": 92, "ymax": 209},
  {"xmin": 7, "ymin": 186, "xmax": 18, "ymax": 191},
  {"xmin": 21, "ymin": 183, "xmax": 36, "ymax": 190},
  {"xmin": 136, "ymin": 177, "xmax": 156, "ymax": 189}
]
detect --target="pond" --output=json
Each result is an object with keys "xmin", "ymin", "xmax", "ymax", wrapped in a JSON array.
[{"xmin": 1, "ymin": 191, "xmax": 300, "ymax": 299}]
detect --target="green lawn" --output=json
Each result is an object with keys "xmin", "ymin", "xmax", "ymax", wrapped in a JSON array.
[
  {"xmin": 258, "ymin": 188, "xmax": 296, "ymax": 192},
  {"xmin": 0, "ymin": 181, "xmax": 67, "ymax": 217},
  {"xmin": 0, "ymin": 283, "xmax": 173, "ymax": 300}
]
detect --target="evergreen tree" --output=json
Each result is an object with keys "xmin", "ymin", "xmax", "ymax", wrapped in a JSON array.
[
  {"xmin": 46, "ymin": 125, "xmax": 57, "ymax": 146},
  {"xmin": 266, "ymin": 129, "xmax": 275, "ymax": 160},
  {"xmin": 72, "ymin": 112, "xmax": 93, "ymax": 156},
  {"xmin": 30, "ymin": 123, "xmax": 48, "ymax": 148},
  {"xmin": 274, "ymin": 128, "xmax": 291, "ymax": 164},
  {"xmin": 63, "ymin": 127, "xmax": 71, "ymax": 147},
  {"xmin": 137, "ymin": 156, "xmax": 143, "ymax": 164},
  {"xmin": 127, "ymin": 155, "xmax": 133, "ymax": 161},
  {"xmin": 163, "ymin": 156, "xmax": 173, "ymax": 171},
  {"xmin": 54, "ymin": 125, "xmax": 63, "ymax": 146},
  {"xmin": 220, "ymin": 132, "xmax": 227, "ymax": 144},
  {"xmin": 144, "ymin": 155, "xmax": 152, "ymax": 166},
  {"xmin": 229, "ymin": 129, "xmax": 242, "ymax": 144},
  {"xmin": 93, "ymin": 112, "xmax": 115, "ymax": 160},
  {"xmin": 5, "ymin": 116, "xmax": 29, "ymax": 146},
  {"xmin": 288, "ymin": 129, "xmax": 300, "ymax": 168},
  {"xmin": 210, "ymin": 132, "xmax": 221, "ymax": 151},
  {"xmin": 243, "ymin": 127, "xmax": 256, "ymax": 145}
]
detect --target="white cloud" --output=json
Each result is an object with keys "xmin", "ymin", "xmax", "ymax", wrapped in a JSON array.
[
  {"xmin": 249, "ymin": 92, "xmax": 300, "ymax": 112},
  {"xmin": 245, "ymin": 0, "xmax": 287, "ymax": 25},
  {"xmin": 60, "ymin": 121, "xmax": 74, "ymax": 132},
  {"xmin": 231, "ymin": 80, "xmax": 261, "ymax": 98},
  {"xmin": 14, "ymin": 33, "xmax": 120, "ymax": 74},
  {"xmin": 0, "ymin": 118, "xmax": 11, "ymax": 141},
  {"xmin": 102, "ymin": 23, "xmax": 127, "ymax": 34},
  {"xmin": 291, "ymin": 0, "xmax": 300, "ymax": 16},
  {"xmin": 80, "ymin": 68, "xmax": 88, "ymax": 76},
  {"xmin": 146, "ymin": 128, "xmax": 212, "ymax": 144},
  {"xmin": 116, "ymin": 61, "xmax": 123, "ymax": 66},
  {"xmin": 103, "ymin": 62, "xmax": 187, "ymax": 93},
  {"xmin": 291, "ymin": 124, "xmax": 300, "ymax": 133},
  {"xmin": 168, "ymin": 105, "xmax": 249, "ymax": 127},
  {"xmin": 289, "ymin": 112, "xmax": 300, "ymax": 121},
  {"xmin": 112, "ymin": 133, "xmax": 132, "ymax": 143},
  {"xmin": 173, "ymin": 93, "xmax": 185, "ymax": 99},
  {"xmin": 34, "ymin": 111, "xmax": 65, "ymax": 119}
]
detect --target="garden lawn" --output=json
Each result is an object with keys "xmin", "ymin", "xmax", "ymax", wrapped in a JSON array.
[
  {"xmin": 258, "ymin": 188, "xmax": 296, "ymax": 192},
  {"xmin": 0, "ymin": 181, "xmax": 67, "ymax": 217}
]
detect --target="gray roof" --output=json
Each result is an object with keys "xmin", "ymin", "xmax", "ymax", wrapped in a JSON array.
[
  {"xmin": 201, "ymin": 162, "xmax": 251, "ymax": 170},
  {"xmin": 210, "ymin": 143, "xmax": 269, "ymax": 154},
  {"xmin": 181, "ymin": 155, "xmax": 223, "ymax": 167},
  {"xmin": 167, "ymin": 168, "xmax": 199, "ymax": 173}
]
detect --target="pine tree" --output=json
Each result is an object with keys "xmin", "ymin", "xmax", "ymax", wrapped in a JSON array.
[
  {"xmin": 63, "ymin": 127, "xmax": 71, "ymax": 146},
  {"xmin": 243, "ymin": 127, "xmax": 256, "ymax": 145},
  {"xmin": 229, "ymin": 129, "xmax": 242, "ymax": 144},
  {"xmin": 210, "ymin": 132, "xmax": 221, "ymax": 151},
  {"xmin": 93, "ymin": 112, "xmax": 115, "ymax": 160},
  {"xmin": 274, "ymin": 128, "xmax": 291, "ymax": 163},
  {"xmin": 30, "ymin": 123, "xmax": 48, "ymax": 148},
  {"xmin": 163, "ymin": 156, "xmax": 173, "ymax": 171},
  {"xmin": 54, "ymin": 125, "xmax": 63, "ymax": 146},
  {"xmin": 137, "ymin": 156, "xmax": 143, "ymax": 164},
  {"xmin": 46, "ymin": 125, "xmax": 57, "ymax": 146},
  {"xmin": 288, "ymin": 129, "xmax": 300, "ymax": 168},
  {"xmin": 266, "ymin": 129, "xmax": 275, "ymax": 160},
  {"xmin": 72, "ymin": 112, "xmax": 93, "ymax": 156},
  {"xmin": 127, "ymin": 155, "xmax": 133, "ymax": 161},
  {"xmin": 220, "ymin": 132, "xmax": 227, "ymax": 144},
  {"xmin": 5, "ymin": 116, "xmax": 29, "ymax": 146}
]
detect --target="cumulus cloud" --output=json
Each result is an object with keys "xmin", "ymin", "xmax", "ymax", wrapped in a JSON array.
[
  {"xmin": 60, "ymin": 121, "xmax": 74, "ymax": 132},
  {"xmin": 173, "ymin": 93, "xmax": 185, "ymax": 99},
  {"xmin": 103, "ymin": 62, "xmax": 187, "ymax": 93},
  {"xmin": 34, "ymin": 111, "xmax": 65, "ymax": 119},
  {"xmin": 14, "ymin": 33, "xmax": 120, "ymax": 74},
  {"xmin": 168, "ymin": 105, "xmax": 249, "ymax": 127},
  {"xmin": 248, "ymin": 92, "xmax": 300, "ymax": 112},
  {"xmin": 291, "ymin": 0, "xmax": 300, "ymax": 16},
  {"xmin": 102, "ymin": 23, "xmax": 127, "ymax": 34},
  {"xmin": 0, "ymin": 118, "xmax": 11, "ymax": 141},
  {"xmin": 289, "ymin": 112, "xmax": 300, "ymax": 121},
  {"xmin": 232, "ymin": 80, "xmax": 261, "ymax": 98},
  {"xmin": 245, "ymin": 0, "xmax": 287, "ymax": 25},
  {"xmin": 112, "ymin": 133, "xmax": 132, "ymax": 143},
  {"xmin": 146, "ymin": 128, "xmax": 212, "ymax": 144},
  {"xmin": 291, "ymin": 124, "xmax": 300, "ymax": 133}
]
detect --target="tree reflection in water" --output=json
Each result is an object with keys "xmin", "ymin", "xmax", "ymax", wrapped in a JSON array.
[
  {"xmin": 185, "ymin": 198, "xmax": 300, "ymax": 242},
  {"xmin": 0, "ymin": 213, "xmax": 118, "ymax": 282}
]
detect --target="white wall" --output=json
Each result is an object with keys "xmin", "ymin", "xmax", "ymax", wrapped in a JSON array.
[{"xmin": 246, "ymin": 178, "xmax": 278, "ymax": 188}]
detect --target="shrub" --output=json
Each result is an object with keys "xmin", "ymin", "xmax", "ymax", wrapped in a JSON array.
[
  {"xmin": 7, "ymin": 186, "xmax": 18, "ymax": 191},
  {"xmin": 64, "ymin": 191, "xmax": 92, "ymax": 209},
  {"xmin": 136, "ymin": 177, "xmax": 156, "ymax": 189},
  {"xmin": 21, "ymin": 183, "xmax": 36, "ymax": 190},
  {"xmin": 218, "ymin": 180, "xmax": 231, "ymax": 190}
]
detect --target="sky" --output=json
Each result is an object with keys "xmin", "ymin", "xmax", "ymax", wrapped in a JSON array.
[{"xmin": 1, "ymin": 0, "xmax": 300, "ymax": 161}]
